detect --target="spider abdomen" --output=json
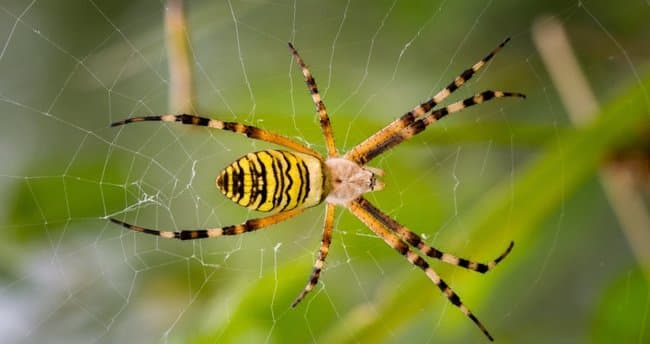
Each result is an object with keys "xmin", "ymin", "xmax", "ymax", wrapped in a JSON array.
[{"xmin": 216, "ymin": 149, "xmax": 325, "ymax": 212}]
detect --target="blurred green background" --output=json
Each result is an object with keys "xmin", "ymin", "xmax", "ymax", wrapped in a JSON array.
[{"xmin": 1, "ymin": 0, "xmax": 649, "ymax": 343}]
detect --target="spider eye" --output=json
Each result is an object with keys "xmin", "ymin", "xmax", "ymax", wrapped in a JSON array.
[{"xmin": 370, "ymin": 175, "xmax": 385, "ymax": 191}]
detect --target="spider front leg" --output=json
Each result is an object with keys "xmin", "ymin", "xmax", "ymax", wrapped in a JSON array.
[
  {"xmin": 358, "ymin": 90, "xmax": 525, "ymax": 163},
  {"xmin": 111, "ymin": 113, "xmax": 321, "ymax": 157},
  {"xmin": 345, "ymin": 37, "xmax": 517, "ymax": 165},
  {"xmin": 288, "ymin": 43, "xmax": 338, "ymax": 158},
  {"xmin": 292, "ymin": 203, "xmax": 336, "ymax": 307}
]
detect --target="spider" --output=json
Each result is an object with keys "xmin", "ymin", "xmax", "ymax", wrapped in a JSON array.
[{"xmin": 110, "ymin": 38, "xmax": 524, "ymax": 341}]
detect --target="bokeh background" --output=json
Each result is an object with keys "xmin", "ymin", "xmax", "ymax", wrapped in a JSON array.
[{"xmin": 1, "ymin": 0, "xmax": 648, "ymax": 343}]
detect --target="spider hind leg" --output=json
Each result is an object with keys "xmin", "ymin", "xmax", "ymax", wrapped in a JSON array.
[{"xmin": 347, "ymin": 197, "xmax": 497, "ymax": 341}]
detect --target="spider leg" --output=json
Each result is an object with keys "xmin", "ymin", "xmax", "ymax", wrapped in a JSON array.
[
  {"xmin": 346, "ymin": 37, "xmax": 513, "ymax": 165},
  {"xmin": 357, "ymin": 90, "xmax": 525, "ymax": 163},
  {"xmin": 288, "ymin": 43, "xmax": 338, "ymax": 158},
  {"xmin": 291, "ymin": 203, "xmax": 336, "ymax": 307},
  {"xmin": 109, "ymin": 207, "xmax": 305, "ymax": 240},
  {"xmin": 347, "ymin": 197, "xmax": 495, "ymax": 341},
  {"xmin": 111, "ymin": 114, "xmax": 321, "ymax": 158},
  {"xmin": 352, "ymin": 195, "xmax": 513, "ymax": 273}
]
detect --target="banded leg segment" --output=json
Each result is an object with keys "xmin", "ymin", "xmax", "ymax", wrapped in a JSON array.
[
  {"xmin": 354, "ymin": 195, "xmax": 513, "ymax": 273},
  {"xmin": 288, "ymin": 43, "xmax": 338, "ymax": 158},
  {"xmin": 356, "ymin": 90, "xmax": 525, "ymax": 163},
  {"xmin": 111, "ymin": 114, "xmax": 322, "ymax": 158},
  {"xmin": 109, "ymin": 207, "xmax": 305, "ymax": 240},
  {"xmin": 345, "ymin": 37, "xmax": 514, "ymax": 165},
  {"xmin": 347, "ymin": 197, "xmax": 495, "ymax": 341},
  {"xmin": 292, "ymin": 203, "xmax": 336, "ymax": 307}
]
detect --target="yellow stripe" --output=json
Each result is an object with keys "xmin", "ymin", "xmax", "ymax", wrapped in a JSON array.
[
  {"xmin": 248, "ymin": 153, "xmax": 264, "ymax": 210},
  {"xmin": 258, "ymin": 151, "xmax": 277, "ymax": 212},
  {"xmin": 236, "ymin": 156, "xmax": 252, "ymax": 207},
  {"xmin": 268, "ymin": 150, "xmax": 289, "ymax": 210},
  {"xmin": 223, "ymin": 166, "xmax": 234, "ymax": 199}
]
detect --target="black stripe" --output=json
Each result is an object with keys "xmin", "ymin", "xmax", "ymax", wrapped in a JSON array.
[
  {"xmin": 142, "ymin": 228, "xmax": 164, "ymax": 236},
  {"xmin": 362, "ymin": 199, "xmax": 395, "ymax": 231},
  {"xmin": 222, "ymin": 223, "xmax": 251, "ymax": 235},
  {"xmin": 409, "ymin": 119, "xmax": 427, "ymax": 135},
  {"xmin": 447, "ymin": 290, "xmax": 462, "ymax": 306},
  {"xmin": 256, "ymin": 151, "xmax": 270, "ymax": 209},
  {"xmin": 178, "ymin": 114, "xmax": 210, "ymax": 126},
  {"xmin": 418, "ymin": 99, "xmax": 436, "ymax": 114},
  {"xmin": 427, "ymin": 247, "xmax": 443, "ymax": 259},
  {"xmin": 142, "ymin": 115, "xmax": 165, "ymax": 122},
  {"xmin": 226, "ymin": 167, "xmax": 237, "ymax": 201},
  {"xmin": 271, "ymin": 151, "xmax": 284, "ymax": 208},
  {"xmin": 394, "ymin": 241, "xmax": 409, "ymax": 256},
  {"xmin": 412, "ymin": 255, "xmax": 429, "ymax": 270},
  {"xmin": 279, "ymin": 152, "xmax": 295, "ymax": 211},
  {"xmin": 359, "ymin": 198, "xmax": 388, "ymax": 228},
  {"xmin": 319, "ymin": 112, "xmax": 329, "ymax": 123},
  {"xmin": 436, "ymin": 280, "xmax": 462, "ymax": 307},
  {"xmin": 178, "ymin": 230, "xmax": 210, "ymax": 240},
  {"xmin": 447, "ymin": 82, "xmax": 459, "ymax": 93},
  {"xmin": 234, "ymin": 159, "xmax": 246, "ymax": 203},
  {"xmin": 433, "ymin": 107, "xmax": 449, "ymax": 120},
  {"xmin": 246, "ymin": 153, "xmax": 257, "ymax": 206},
  {"xmin": 240, "ymin": 156, "xmax": 255, "ymax": 207},
  {"xmin": 296, "ymin": 160, "xmax": 308, "ymax": 204},
  {"xmin": 463, "ymin": 97, "xmax": 477, "ymax": 107},
  {"xmin": 223, "ymin": 121, "xmax": 247, "ymax": 134},
  {"xmin": 222, "ymin": 121, "xmax": 236, "ymax": 131},
  {"xmin": 321, "ymin": 230, "xmax": 332, "ymax": 246},
  {"xmin": 368, "ymin": 202, "xmax": 423, "ymax": 249},
  {"xmin": 460, "ymin": 68, "xmax": 474, "ymax": 83},
  {"xmin": 309, "ymin": 269, "xmax": 321, "ymax": 284},
  {"xmin": 403, "ymin": 230, "xmax": 421, "ymax": 247},
  {"xmin": 307, "ymin": 78, "xmax": 317, "ymax": 91},
  {"xmin": 363, "ymin": 135, "xmax": 403, "ymax": 164},
  {"xmin": 399, "ymin": 111, "xmax": 416, "ymax": 125},
  {"xmin": 359, "ymin": 199, "xmax": 419, "ymax": 259},
  {"xmin": 245, "ymin": 125, "xmax": 256, "ymax": 136},
  {"xmin": 482, "ymin": 52, "xmax": 495, "ymax": 63},
  {"xmin": 457, "ymin": 258, "xmax": 471, "ymax": 268},
  {"xmin": 301, "ymin": 159, "xmax": 311, "ymax": 204},
  {"xmin": 483, "ymin": 90, "xmax": 495, "ymax": 101},
  {"xmin": 230, "ymin": 160, "xmax": 240, "ymax": 202}
]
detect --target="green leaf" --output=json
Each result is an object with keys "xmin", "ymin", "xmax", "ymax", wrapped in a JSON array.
[{"xmin": 591, "ymin": 267, "xmax": 650, "ymax": 343}]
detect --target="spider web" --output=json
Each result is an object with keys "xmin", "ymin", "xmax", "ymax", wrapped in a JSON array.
[{"xmin": 1, "ymin": 0, "xmax": 649, "ymax": 343}]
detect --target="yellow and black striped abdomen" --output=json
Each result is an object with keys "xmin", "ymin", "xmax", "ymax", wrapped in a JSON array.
[{"xmin": 216, "ymin": 149, "xmax": 325, "ymax": 212}]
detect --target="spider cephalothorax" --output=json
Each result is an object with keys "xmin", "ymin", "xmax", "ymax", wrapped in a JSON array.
[
  {"xmin": 324, "ymin": 157, "xmax": 385, "ymax": 204},
  {"xmin": 110, "ymin": 39, "xmax": 524, "ymax": 341}
]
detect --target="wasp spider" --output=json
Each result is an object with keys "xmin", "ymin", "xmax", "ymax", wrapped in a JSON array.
[{"xmin": 110, "ymin": 38, "xmax": 524, "ymax": 341}]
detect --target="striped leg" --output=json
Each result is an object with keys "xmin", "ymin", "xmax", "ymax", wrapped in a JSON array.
[
  {"xmin": 353, "ymin": 195, "xmax": 513, "ymax": 273},
  {"xmin": 291, "ymin": 203, "xmax": 336, "ymax": 307},
  {"xmin": 345, "ymin": 37, "xmax": 514, "ymax": 165},
  {"xmin": 109, "ymin": 207, "xmax": 305, "ymax": 240},
  {"xmin": 111, "ymin": 114, "xmax": 321, "ymax": 158},
  {"xmin": 347, "ymin": 197, "xmax": 495, "ymax": 341},
  {"xmin": 355, "ymin": 90, "xmax": 525, "ymax": 163},
  {"xmin": 288, "ymin": 43, "xmax": 338, "ymax": 158}
]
